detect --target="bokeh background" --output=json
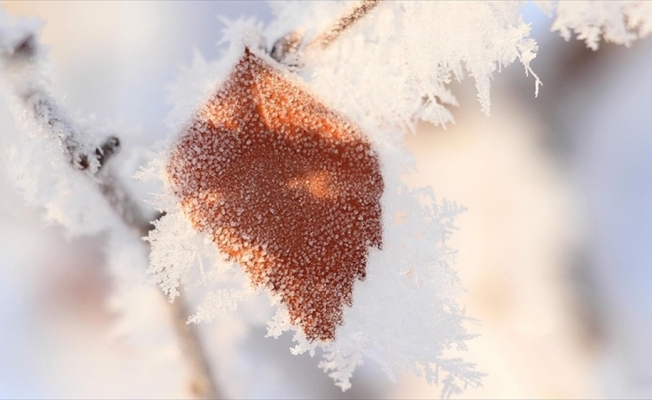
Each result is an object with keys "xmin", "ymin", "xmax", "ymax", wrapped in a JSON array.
[{"xmin": 1, "ymin": 1, "xmax": 651, "ymax": 398}]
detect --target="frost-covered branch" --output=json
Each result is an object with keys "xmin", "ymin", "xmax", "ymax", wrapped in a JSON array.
[
  {"xmin": 0, "ymin": 17, "xmax": 220, "ymax": 399},
  {"xmin": 1, "ymin": 31, "xmax": 150, "ymax": 235},
  {"xmin": 3, "ymin": 34, "xmax": 117, "ymax": 172}
]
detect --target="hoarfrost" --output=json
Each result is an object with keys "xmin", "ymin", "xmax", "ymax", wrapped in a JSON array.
[
  {"xmin": 0, "ymin": 57, "xmax": 113, "ymax": 234},
  {"xmin": 0, "ymin": 9, "xmax": 149, "ymax": 237},
  {"xmin": 274, "ymin": 1, "xmax": 540, "ymax": 122},
  {"xmin": 547, "ymin": 1, "xmax": 652, "ymax": 50}
]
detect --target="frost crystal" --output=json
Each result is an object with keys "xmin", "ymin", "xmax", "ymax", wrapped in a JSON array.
[
  {"xmin": 549, "ymin": 1, "xmax": 652, "ymax": 50},
  {"xmin": 274, "ymin": 1, "xmax": 540, "ymax": 123}
]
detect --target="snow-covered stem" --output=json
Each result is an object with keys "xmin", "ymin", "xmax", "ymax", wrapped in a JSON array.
[{"xmin": 0, "ymin": 27, "xmax": 220, "ymax": 400}]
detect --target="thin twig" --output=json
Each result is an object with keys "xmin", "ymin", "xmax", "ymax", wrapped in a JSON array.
[
  {"xmin": 306, "ymin": 0, "xmax": 381, "ymax": 51},
  {"xmin": 1, "ymin": 30, "xmax": 220, "ymax": 399},
  {"xmin": 271, "ymin": 0, "xmax": 381, "ymax": 65}
]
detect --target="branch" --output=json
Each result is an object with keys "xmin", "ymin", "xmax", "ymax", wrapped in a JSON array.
[{"xmin": 0, "ymin": 27, "xmax": 220, "ymax": 399}]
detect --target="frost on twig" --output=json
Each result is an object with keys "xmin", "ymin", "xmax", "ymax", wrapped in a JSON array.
[
  {"xmin": 0, "ymin": 9, "xmax": 219, "ymax": 399},
  {"xmin": 1, "ymin": 28, "xmax": 116, "ymax": 174},
  {"xmin": 272, "ymin": 1, "xmax": 540, "ymax": 123},
  {"xmin": 0, "ymin": 16, "xmax": 114, "ymax": 235},
  {"xmin": 4, "ymin": 43, "xmax": 150, "ymax": 238}
]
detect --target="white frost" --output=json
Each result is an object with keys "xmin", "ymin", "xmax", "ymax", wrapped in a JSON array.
[{"xmin": 548, "ymin": 1, "xmax": 652, "ymax": 50}]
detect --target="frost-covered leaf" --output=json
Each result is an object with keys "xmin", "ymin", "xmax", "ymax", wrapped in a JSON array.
[
  {"xmin": 147, "ymin": 18, "xmax": 482, "ymax": 393},
  {"xmin": 166, "ymin": 46, "xmax": 383, "ymax": 342}
]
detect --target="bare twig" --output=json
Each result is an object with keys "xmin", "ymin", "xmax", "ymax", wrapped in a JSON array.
[
  {"xmin": 306, "ymin": 0, "xmax": 381, "ymax": 51},
  {"xmin": 1, "ymin": 29, "xmax": 220, "ymax": 399},
  {"xmin": 271, "ymin": 0, "xmax": 381, "ymax": 65}
]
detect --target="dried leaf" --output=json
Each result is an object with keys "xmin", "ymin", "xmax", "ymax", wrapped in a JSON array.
[{"xmin": 167, "ymin": 48, "xmax": 383, "ymax": 341}]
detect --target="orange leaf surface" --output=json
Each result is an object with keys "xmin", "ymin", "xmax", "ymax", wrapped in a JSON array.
[{"xmin": 167, "ymin": 48, "xmax": 383, "ymax": 341}]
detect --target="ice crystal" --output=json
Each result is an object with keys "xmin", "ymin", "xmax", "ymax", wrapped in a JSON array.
[{"xmin": 548, "ymin": 0, "xmax": 652, "ymax": 50}]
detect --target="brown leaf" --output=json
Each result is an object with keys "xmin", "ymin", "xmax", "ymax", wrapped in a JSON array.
[{"xmin": 167, "ymin": 48, "xmax": 383, "ymax": 341}]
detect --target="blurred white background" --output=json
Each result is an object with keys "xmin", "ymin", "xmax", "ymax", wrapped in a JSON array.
[{"xmin": 1, "ymin": 1, "xmax": 652, "ymax": 398}]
